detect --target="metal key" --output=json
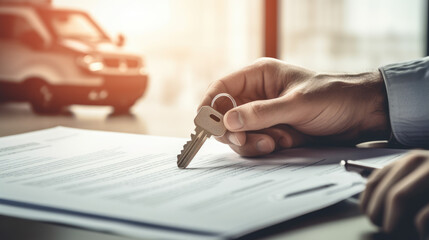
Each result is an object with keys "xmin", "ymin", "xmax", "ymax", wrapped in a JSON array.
[{"xmin": 177, "ymin": 106, "xmax": 226, "ymax": 169}]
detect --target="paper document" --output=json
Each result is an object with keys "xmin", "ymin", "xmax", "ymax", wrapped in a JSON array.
[{"xmin": 0, "ymin": 127, "xmax": 408, "ymax": 239}]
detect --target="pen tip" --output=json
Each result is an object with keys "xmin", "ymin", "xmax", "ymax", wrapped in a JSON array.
[{"xmin": 340, "ymin": 160, "xmax": 347, "ymax": 167}]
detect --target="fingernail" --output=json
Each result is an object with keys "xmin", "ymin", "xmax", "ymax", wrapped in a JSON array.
[
  {"xmin": 227, "ymin": 133, "xmax": 241, "ymax": 146},
  {"xmin": 226, "ymin": 111, "xmax": 243, "ymax": 130},
  {"xmin": 256, "ymin": 139, "xmax": 271, "ymax": 153}
]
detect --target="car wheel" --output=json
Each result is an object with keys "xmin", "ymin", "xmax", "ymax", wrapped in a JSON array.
[
  {"xmin": 112, "ymin": 100, "xmax": 136, "ymax": 115},
  {"xmin": 30, "ymin": 81, "xmax": 62, "ymax": 114}
]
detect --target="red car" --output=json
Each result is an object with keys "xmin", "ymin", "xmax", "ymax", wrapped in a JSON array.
[{"xmin": 0, "ymin": 2, "xmax": 148, "ymax": 114}]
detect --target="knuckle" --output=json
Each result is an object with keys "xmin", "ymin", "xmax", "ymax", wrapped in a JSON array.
[
  {"xmin": 359, "ymin": 192, "xmax": 369, "ymax": 211},
  {"xmin": 248, "ymin": 102, "xmax": 265, "ymax": 122},
  {"xmin": 367, "ymin": 210, "xmax": 381, "ymax": 226},
  {"xmin": 387, "ymin": 186, "xmax": 407, "ymax": 207},
  {"xmin": 407, "ymin": 150, "xmax": 428, "ymax": 160},
  {"xmin": 365, "ymin": 180, "xmax": 376, "ymax": 191},
  {"xmin": 289, "ymin": 90, "xmax": 307, "ymax": 102},
  {"xmin": 207, "ymin": 80, "xmax": 228, "ymax": 99},
  {"xmin": 365, "ymin": 169, "xmax": 383, "ymax": 188},
  {"xmin": 253, "ymin": 58, "xmax": 278, "ymax": 71},
  {"xmin": 254, "ymin": 57, "xmax": 275, "ymax": 65}
]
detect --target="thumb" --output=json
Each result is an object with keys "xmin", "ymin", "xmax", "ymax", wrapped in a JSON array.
[{"xmin": 224, "ymin": 98, "xmax": 290, "ymax": 132}]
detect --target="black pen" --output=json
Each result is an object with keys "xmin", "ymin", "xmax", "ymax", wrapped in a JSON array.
[{"xmin": 340, "ymin": 160, "xmax": 380, "ymax": 178}]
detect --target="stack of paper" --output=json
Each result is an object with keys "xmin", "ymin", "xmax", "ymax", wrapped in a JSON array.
[{"xmin": 0, "ymin": 127, "xmax": 407, "ymax": 239}]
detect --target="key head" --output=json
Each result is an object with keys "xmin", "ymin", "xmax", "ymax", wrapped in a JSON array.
[{"xmin": 194, "ymin": 106, "xmax": 227, "ymax": 137}]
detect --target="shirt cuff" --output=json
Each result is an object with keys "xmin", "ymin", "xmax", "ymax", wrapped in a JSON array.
[{"xmin": 379, "ymin": 57, "xmax": 429, "ymax": 148}]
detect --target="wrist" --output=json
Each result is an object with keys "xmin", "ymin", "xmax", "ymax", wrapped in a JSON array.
[{"xmin": 357, "ymin": 71, "xmax": 391, "ymax": 141}]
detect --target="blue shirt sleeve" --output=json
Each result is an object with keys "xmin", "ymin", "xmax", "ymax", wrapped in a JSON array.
[{"xmin": 379, "ymin": 57, "xmax": 429, "ymax": 148}]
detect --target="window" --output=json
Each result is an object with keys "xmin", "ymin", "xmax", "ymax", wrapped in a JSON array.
[
  {"xmin": 0, "ymin": 15, "xmax": 15, "ymax": 39},
  {"xmin": 0, "ymin": 14, "xmax": 33, "ymax": 40},
  {"xmin": 280, "ymin": 0, "xmax": 426, "ymax": 72}
]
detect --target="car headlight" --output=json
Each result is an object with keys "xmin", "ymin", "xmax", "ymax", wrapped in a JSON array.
[{"xmin": 77, "ymin": 54, "xmax": 104, "ymax": 72}]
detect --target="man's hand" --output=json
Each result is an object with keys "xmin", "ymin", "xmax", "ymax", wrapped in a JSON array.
[
  {"xmin": 199, "ymin": 58, "xmax": 389, "ymax": 156},
  {"xmin": 360, "ymin": 150, "xmax": 429, "ymax": 238}
]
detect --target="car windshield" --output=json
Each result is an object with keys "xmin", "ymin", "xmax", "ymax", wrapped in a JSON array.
[{"xmin": 46, "ymin": 11, "xmax": 108, "ymax": 42}]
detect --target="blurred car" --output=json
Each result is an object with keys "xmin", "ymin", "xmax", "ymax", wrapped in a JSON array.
[{"xmin": 0, "ymin": 1, "xmax": 148, "ymax": 114}]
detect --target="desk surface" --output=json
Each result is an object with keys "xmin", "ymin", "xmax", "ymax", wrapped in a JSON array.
[{"xmin": 0, "ymin": 102, "xmax": 408, "ymax": 240}]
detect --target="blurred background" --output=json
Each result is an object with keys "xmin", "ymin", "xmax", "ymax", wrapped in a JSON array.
[{"xmin": 0, "ymin": 0, "xmax": 426, "ymax": 138}]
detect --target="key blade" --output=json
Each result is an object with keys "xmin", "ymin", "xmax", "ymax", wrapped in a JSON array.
[
  {"xmin": 177, "ymin": 127, "xmax": 210, "ymax": 169},
  {"xmin": 177, "ymin": 136, "xmax": 208, "ymax": 168},
  {"xmin": 177, "ymin": 134, "xmax": 197, "ymax": 164},
  {"xmin": 177, "ymin": 132, "xmax": 207, "ymax": 168}
]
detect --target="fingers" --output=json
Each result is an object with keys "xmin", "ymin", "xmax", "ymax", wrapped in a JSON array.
[
  {"xmin": 383, "ymin": 159, "xmax": 429, "ymax": 233},
  {"xmin": 263, "ymin": 125, "xmax": 311, "ymax": 149},
  {"xmin": 228, "ymin": 132, "xmax": 276, "ymax": 157},
  {"xmin": 215, "ymin": 131, "xmax": 246, "ymax": 146},
  {"xmin": 224, "ymin": 97, "xmax": 298, "ymax": 132},
  {"xmin": 360, "ymin": 150, "xmax": 429, "ymax": 235},
  {"xmin": 200, "ymin": 59, "xmax": 307, "ymax": 140},
  {"xmin": 220, "ymin": 125, "xmax": 311, "ymax": 157},
  {"xmin": 365, "ymin": 153, "xmax": 425, "ymax": 227},
  {"xmin": 198, "ymin": 58, "xmax": 285, "ymax": 110},
  {"xmin": 360, "ymin": 163, "xmax": 394, "ymax": 211}
]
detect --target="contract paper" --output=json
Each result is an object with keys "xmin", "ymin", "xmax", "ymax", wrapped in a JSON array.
[{"xmin": 0, "ymin": 127, "xmax": 408, "ymax": 239}]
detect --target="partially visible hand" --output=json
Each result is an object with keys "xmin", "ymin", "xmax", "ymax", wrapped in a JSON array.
[
  {"xmin": 199, "ymin": 58, "xmax": 389, "ymax": 156},
  {"xmin": 360, "ymin": 150, "xmax": 429, "ymax": 238}
]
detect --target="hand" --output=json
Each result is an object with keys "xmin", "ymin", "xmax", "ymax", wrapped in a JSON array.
[
  {"xmin": 360, "ymin": 150, "xmax": 429, "ymax": 238},
  {"xmin": 199, "ymin": 58, "xmax": 389, "ymax": 156}
]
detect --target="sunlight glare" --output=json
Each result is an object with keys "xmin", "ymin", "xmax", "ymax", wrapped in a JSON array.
[{"xmin": 53, "ymin": 0, "xmax": 171, "ymax": 35}]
